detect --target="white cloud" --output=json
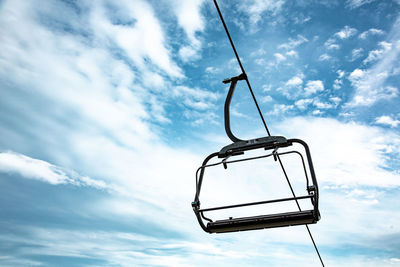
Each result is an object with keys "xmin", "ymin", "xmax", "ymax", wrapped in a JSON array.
[
  {"xmin": 173, "ymin": 85, "xmax": 219, "ymax": 101},
  {"xmin": 312, "ymin": 109, "xmax": 323, "ymax": 115},
  {"xmin": 349, "ymin": 68, "xmax": 365, "ymax": 79},
  {"xmin": 375, "ymin": 115, "xmax": 400, "ymax": 127},
  {"xmin": 346, "ymin": 0, "xmax": 376, "ymax": 9},
  {"xmin": 168, "ymin": 0, "xmax": 205, "ymax": 62},
  {"xmin": 278, "ymin": 74, "xmax": 304, "ymax": 98},
  {"xmin": 285, "ymin": 50, "xmax": 298, "ymax": 57},
  {"xmin": 293, "ymin": 15, "xmax": 311, "ymax": 25},
  {"xmin": 333, "ymin": 70, "xmax": 345, "ymax": 90},
  {"xmin": 178, "ymin": 45, "xmax": 200, "ymax": 62},
  {"xmin": 318, "ymin": 53, "xmax": 331, "ymax": 61},
  {"xmin": 241, "ymin": 0, "xmax": 285, "ymax": 25},
  {"xmin": 173, "ymin": 85, "xmax": 220, "ymax": 111},
  {"xmin": 169, "ymin": 0, "xmax": 204, "ymax": 45},
  {"xmin": 0, "ymin": 152, "xmax": 71, "ymax": 185},
  {"xmin": 0, "ymin": 151, "xmax": 114, "ymax": 191},
  {"xmin": 335, "ymin": 25, "xmax": 358, "ymax": 39},
  {"xmin": 278, "ymin": 35, "xmax": 308, "ymax": 50},
  {"xmin": 324, "ymin": 26, "xmax": 357, "ymax": 51},
  {"xmin": 363, "ymin": 41, "xmax": 392, "ymax": 64},
  {"xmin": 333, "ymin": 79, "xmax": 343, "ymax": 89},
  {"xmin": 262, "ymin": 95, "xmax": 273, "ymax": 103},
  {"xmin": 330, "ymin": 96, "xmax": 342, "ymax": 106},
  {"xmin": 359, "ymin": 28, "xmax": 384, "ymax": 39},
  {"xmin": 348, "ymin": 67, "xmax": 398, "ymax": 106},
  {"xmin": 262, "ymin": 84, "xmax": 273, "ymax": 92},
  {"xmin": 295, "ymin": 97, "xmax": 339, "ymax": 111},
  {"xmin": 304, "ymin": 80, "xmax": 324, "ymax": 95},
  {"xmin": 255, "ymin": 58, "xmax": 267, "ymax": 65},
  {"xmin": 313, "ymin": 100, "xmax": 334, "ymax": 109},
  {"xmin": 294, "ymin": 99, "xmax": 313, "ymax": 110},
  {"xmin": 0, "ymin": 0, "xmax": 213, "ymax": 221},
  {"xmin": 351, "ymin": 48, "xmax": 364, "ymax": 61},
  {"xmin": 89, "ymin": 0, "xmax": 184, "ymax": 78},
  {"xmin": 337, "ymin": 70, "xmax": 345, "ymax": 78},
  {"xmin": 324, "ymin": 38, "xmax": 340, "ymax": 50},
  {"xmin": 285, "ymin": 76, "xmax": 303, "ymax": 87},
  {"xmin": 269, "ymin": 104, "xmax": 294, "ymax": 115},
  {"xmin": 277, "ymin": 117, "xmax": 400, "ymax": 187},
  {"xmin": 348, "ymin": 65, "xmax": 399, "ymax": 106},
  {"xmin": 274, "ymin": 52, "xmax": 286, "ymax": 62},
  {"xmin": 250, "ymin": 48, "xmax": 267, "ymax": 57}
]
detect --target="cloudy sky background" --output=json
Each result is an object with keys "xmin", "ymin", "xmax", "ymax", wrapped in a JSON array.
[{"xmin": 1, "ymin": 0, "xmax": 400, "ymax": 266}]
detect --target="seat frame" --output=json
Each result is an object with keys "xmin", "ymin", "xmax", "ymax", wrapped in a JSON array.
[{"xmin": 192, "ymin": 137, "xmax": 320, "ymax": 234}]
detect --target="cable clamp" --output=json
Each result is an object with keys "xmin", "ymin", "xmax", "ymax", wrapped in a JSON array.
[
  {"xmin": 272, "ymin": 147, "xmax": 279, "ymax": 161},
  {"xmin": 307, "ymin": 185, "xmax": 316, "ymax": 194},
  {"xmin": 223, "ymin": 73, "xmax": 247, "ymax": 84},
  {"xmin": 191, "ymin": 201, "xmax": 200, "ymax": 209},
  {"xmin": 222, "ymin": 155, "xmax": 231, "ymax": 169}
]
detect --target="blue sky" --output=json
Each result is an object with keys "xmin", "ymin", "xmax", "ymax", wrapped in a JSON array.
[{"xmin": 1, "ymin": 0, "xmax": 400, "ymax": 266}]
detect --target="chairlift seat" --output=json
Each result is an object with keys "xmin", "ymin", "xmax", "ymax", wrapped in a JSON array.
[
  {"xmin": 207, "ymin": 210, "xmax": 317, "ymax": 233},
  {"xmin": 192, "ymin": 74, "xmax": 320, "ymax": 234}
]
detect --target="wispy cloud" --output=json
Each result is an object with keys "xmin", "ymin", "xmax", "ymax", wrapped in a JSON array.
[
  {"xmin": 324, "ymin": 38, "xmax": 340, "ymax": 50},
  {"xmin": 335, "ymin": 25, "xmax": 358, "ymax": 39},
  {"xmin": 0, "ymin": 151, "xmax": 119, "ymax": 192},
  {"xmin": 169, "ymin": 0, "xmax": 206, "ymax": 62},
  {"xmin": 268, "ymin": 104, "xmax": 294, "ymax": 115},
  {"xmin": 324, "ymin": 26, "xmax": 357, "ymax": 51},
  {"xmin": 274, "ymin": 52, "xmax": 286, "ymax": 63},
  {"xmin": 0, "ymin": 152, "xmax": 73, "ymax": 185},
  {"xmin": 240, "ymin": 0, "xmax": 285, "ymax": 25},
  {"xmin": 346, "ymin": 17, "xmax": 400, "ymax": 106},
  {"xmin": 294, "ymin": 98, "xmax": 313, "ymax": 110},
  {"xmin": 319, "ymin": 53, "xmax": 332, "ymax": 61},
  {"xmin": 278, "ymin": 35, "xmax": 308, "ymax": 50},
  {"xmin": 173, "ymin": 85, "xmax": 220, "ymax": 111},
  {"xmin": 359, "ymin": 28, "xmax": 384, "ymax": 39},
  {"xmin": 351, "ymin": 47, "xmax": 364, "ymax": 61},
  {"xmin": 278, "ymin": 117, "xmax": 400, "ymax": 187},
  {"xmin": 89, "ymin": 0, "xmax": 184, "ymax": 78},
  {"xmin": 348, "ymin": 68, "xmax": 398, "ymax": 106},
  {"xmin": 333, "ymin": 70, "xmax": 345, "ymax": 89},
  {"xmin": 285, "ymin": 50, "xmax": 298, "ymax": 58},
  {"xmin": 375, "ymin": 115, "xmax": 400, "ymax": 127},
  {"xmin": 363, "ymin": 41, "xmax": 392, "ymax": 64},
  {"xmin": 286, "ymin": 75, "xmax": 304, "ymax": 87},
  {"xmin": 346, "ymin": 0, "xmax": 376, "ymax": 9},
  {"xmin": 304, "ymin": 80, "xmax": 324, "ymax": 95},
  {"xmin": 277, "ymin": 73, "xmax": 304, "ymax": 99}
]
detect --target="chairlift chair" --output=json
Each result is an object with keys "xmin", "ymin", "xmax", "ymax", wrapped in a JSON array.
[{"xmin": 192, "ymin": 74, "xmax": 320, "ymax": 234}]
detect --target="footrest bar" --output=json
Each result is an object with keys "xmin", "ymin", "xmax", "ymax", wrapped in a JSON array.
[{"xmin": 199, "ymin": 195, "xmax": 312, "ymax": 212}]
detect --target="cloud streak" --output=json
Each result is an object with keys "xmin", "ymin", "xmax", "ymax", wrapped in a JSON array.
[
  {"xmin": 346, "ymin": 17, "xmax": 400, "ymax": 106},
  {"xmin": 0, "ymin": 151, "xmax": 117, "ymax": 192}
]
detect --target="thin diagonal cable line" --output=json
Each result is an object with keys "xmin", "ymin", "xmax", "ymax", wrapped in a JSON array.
[{"xmin": 277, "ymin": 155, "xmax": 325, "ymax": 266}]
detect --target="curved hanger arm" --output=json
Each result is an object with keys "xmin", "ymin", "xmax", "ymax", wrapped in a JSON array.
[{"xmin": 223, "ymin": 73, "xmax": 247, "ymax": 142}]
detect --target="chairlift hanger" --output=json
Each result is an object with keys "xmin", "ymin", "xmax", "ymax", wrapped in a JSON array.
[
  {"xmin": 191, "ymin": 1, "xmax": 325, "ymax": 266},
  {"xmin": 191, "ymin": 73, "xmax": 320, "ymax": 234}
]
